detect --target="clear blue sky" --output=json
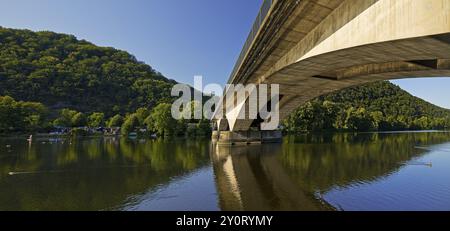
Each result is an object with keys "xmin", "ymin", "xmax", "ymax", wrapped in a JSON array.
[{"xmin": 0, "ymin": 0, "xmax": 449, "ymax": 108}]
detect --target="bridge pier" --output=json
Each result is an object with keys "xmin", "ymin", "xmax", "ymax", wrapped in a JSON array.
[{"xmin": 212, "ymin": 130, "xmax": 282, "ymax": 146}]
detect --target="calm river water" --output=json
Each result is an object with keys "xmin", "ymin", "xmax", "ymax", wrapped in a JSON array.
[{"xmin": 1, "ymin": 131, "xmax": 450, "ymax": 211}]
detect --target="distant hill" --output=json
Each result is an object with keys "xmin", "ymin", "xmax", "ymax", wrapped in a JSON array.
[
  {"xmin": 283, "ymin": 81, "xmax": 450, "ymax": 132},
  {"xmin": 0, "ymin": 27, "xmax": 177, "ymax": 116}
]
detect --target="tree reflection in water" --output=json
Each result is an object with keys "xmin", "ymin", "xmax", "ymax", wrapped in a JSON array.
[
  {"xmin": 0, "ymin": 138, "xmax": 211, "ymax": 211},
  {"xmin": 211, "ymin": 132, "xmax": 450, "ymax": 211},
  {"xmin": 1, "ymin": 131, "xmax": 450, "ymax": 211}
]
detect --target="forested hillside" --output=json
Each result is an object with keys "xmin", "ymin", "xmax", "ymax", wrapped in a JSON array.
[
  {"xmin": 0, "ymin": 27, "xmax": 176, "ymax": 116},
  {"xmin": 0, "ymin": 27, "xmax": 212, "ymax": 135},
  {"xmin": 283, "ymin": 81, "xmax": 450, "ymax": 132}
]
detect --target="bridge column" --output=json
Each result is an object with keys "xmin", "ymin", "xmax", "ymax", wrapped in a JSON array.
[
  {"xmin": 212, "ymin": 130, "xmax": 282, "ymax": 146},
  {"xmin": 212, "ymin": 88, "xmax": 282, "ymax": 145}
]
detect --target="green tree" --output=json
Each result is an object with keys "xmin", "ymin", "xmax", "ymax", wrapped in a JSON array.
[
  {"xmin": 412, "ymin": 116, "xmax": 430, "ymax": 130},
  {"xmin": 143, "ymin": 115, "xmax": 154, "ymax": 132},
  {"xmin": 87, "ymin": 112, "xmax": 105, "ymax": 128},
  {"xmin": 18, "ymin": 100, "xmax": 48, "ymax": 131},
  {"xmin": 53, "ymin": 109, "xmax": 77, "ymax": 127},
  {"xmin": 107, "ymin": 114, "xmax": 124, "ymax": 128},
  {"xmin": 176, "ymin": 119, "xmax": 188, "ymax": 136},
  {"xmin": 0, "ymin": 96, "xmax": 48, "ymax": 133},
  {"xmin": 135, "ymin": 107, "xmax": 150, "ymax": 125},
  {"xmin": 121, "ymin": 114, "xmax": 139, "ymax": 135},
  {"xmin": 345, "ymin": 107, "xmax": 376, "ymax": 131},
  {"xmin": 196, "ymin": 119, "xmax": 212, "ymax": 136},
  {"xmin": 370, "ymin": 111, "xmax": 384, "ymax": 130},
  {"xmin": 151, "ymin": 103, "xmax": 178, "ymax": 137},
  {"xmin": 71, "ymin": 112, "xmax": 87, "ymax": 127}
]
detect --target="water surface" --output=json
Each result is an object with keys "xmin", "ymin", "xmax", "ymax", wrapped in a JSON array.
[{"xmin": 1, "ymin": 131, "xmax": 450, "ymax": 211}]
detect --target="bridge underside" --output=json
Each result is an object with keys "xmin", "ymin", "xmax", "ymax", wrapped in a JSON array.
[
  {"xmin": 265, "ymin": 35, "xmax": 450, "ymax": 128},
  {"xmin": 215, "ymin": 0, "xmax": 450, "ymax": 138},
  {"xmin": 223, "ymin": 35, "xmax": 450, "ymax": 133}
]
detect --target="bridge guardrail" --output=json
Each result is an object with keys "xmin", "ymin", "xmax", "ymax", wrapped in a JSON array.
[{"xmin": 227, "ymin": 0, "xmax": 273, "ymax": 84}]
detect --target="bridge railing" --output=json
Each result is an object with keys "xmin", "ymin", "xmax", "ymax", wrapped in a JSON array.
[{"xmin": 227, "ymin": 0, "xmax": 273, "ymax": 84}]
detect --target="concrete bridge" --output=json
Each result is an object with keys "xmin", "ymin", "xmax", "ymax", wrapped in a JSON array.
[{"xmin": 212, "ymin": 0, "xmax": 450, "ymax": 144}]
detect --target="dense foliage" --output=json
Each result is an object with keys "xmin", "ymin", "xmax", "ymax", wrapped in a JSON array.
[
  {"xmin": 0, "ymin": 27, "xmax": 212, "ymax": 136},
  {"xmin": 283, "ymin": 81, "xmax": 450, "ymax": 132},
  {"xmin": 120, "ymin": 103, "xmax": 211, "ymax": 137},
  {"xmin": 0, "ymin": 27, "xmax": 176, "ymax": 116},
  {"xmin": 0, "ymin": 96, "xmax": 48, "ymax": 133}
]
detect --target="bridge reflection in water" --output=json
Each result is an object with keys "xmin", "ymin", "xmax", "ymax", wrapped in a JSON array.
[
  {"xmin": 212, "ymin": 144, "xmax": 330, "ymax": 211},
  {"xmin": 211, "ymin": 132, "xmax": 450, "ymax": 211},
  {"xmin": 1, "ymin": 132, "xmax": 450, "ymax": 210}
]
